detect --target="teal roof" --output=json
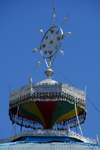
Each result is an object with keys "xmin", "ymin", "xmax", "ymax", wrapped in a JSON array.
[
  {"xmin": 12, "ymin": 136, "xmax": 82, "ymax": 143},
  {"xmin": 0, "ymin": 142, "xmax": 100, "ymax": 150}
]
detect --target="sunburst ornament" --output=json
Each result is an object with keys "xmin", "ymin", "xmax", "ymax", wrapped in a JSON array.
[{"xmin": 32, "ymin": 4, "xmax": 72, "ymax": 78}]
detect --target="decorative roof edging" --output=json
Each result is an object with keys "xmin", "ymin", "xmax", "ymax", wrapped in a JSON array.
[
  {"xmin": 9, "ymin": 93, "xmax": 86, "ymax": 111},
  {"xmin": 0, "ymin": 130, "xmax": 98, "ymax": 144},
  {"xmin": 9, "ymin": 81, "xmax": 86, "ymax": 104}
]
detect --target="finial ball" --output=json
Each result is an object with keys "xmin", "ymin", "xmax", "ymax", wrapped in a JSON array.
[{"xmin": 52, "ymin": 13, "xmax": 56, "ymax": 18}]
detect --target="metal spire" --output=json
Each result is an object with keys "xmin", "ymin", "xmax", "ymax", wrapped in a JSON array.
[
  {"xmin": 52, "ymin": 3, "xmax": 56, "ymax": 24},
  {"xmin": 32, "ymin": 3, "xmax": 72, "ymax": 79}
]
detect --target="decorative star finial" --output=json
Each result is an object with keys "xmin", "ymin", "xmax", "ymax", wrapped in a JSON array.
[{"xmin": 32, "ymin": 4, "xmax": 72, "ymax": 78}]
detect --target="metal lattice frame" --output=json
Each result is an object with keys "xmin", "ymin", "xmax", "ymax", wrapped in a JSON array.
[
  {"xmin": 9, "ymin": 111, "xmax": 43, "ymax": 130},
  {"xmin": 9, "ymin": 109, "xmax": 86, "ymax": 130},
  {"xmin": 9, "ymin": 92, "xmax": 86, "ymax": 130},
  {"xmin": 9, "ymin": 92, "xmax": 86, "ymax": 110},
  {"xmin": 39, "ymin": 26, "xmax": 63, "ymax": 59},
  {"xmin": 54, "ymin": 113, "xmax": 86, "ymax": 130},
  {"xmin": 9, "ymin": 81, "xmax": 86, "ymax": 130}
]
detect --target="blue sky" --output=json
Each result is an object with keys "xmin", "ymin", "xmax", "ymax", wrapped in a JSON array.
[{"xmin": 0, "ymin": 0, "xmax": 100, "ymax": 141}]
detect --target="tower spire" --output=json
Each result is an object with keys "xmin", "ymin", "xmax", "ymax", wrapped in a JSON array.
[
  {"xmin": 32, "ymin": 3, "xmax": 72, "ymax": 79},
  {"xmin": 52, "ymin": 3, "xmax": 56, "ymax": 24}
]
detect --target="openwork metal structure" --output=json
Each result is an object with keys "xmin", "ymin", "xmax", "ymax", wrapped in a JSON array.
[
  {"xmin": 38, "ymin": 25, "xmax": 64, "ymax": 58},
  {"xmin": 0, "ymin": 130, "xmax": 98, "ymax": 144},
  {"xmin": 8, "ymin": 3, "xmax": 86, "ymax": 131},
  {"xmin": 38, "ymin": 25, "xmax": 64, "ymax": 78},
  {"xmin": 9, "ymin": 79, "xmax": 86, "ymax": 130}
]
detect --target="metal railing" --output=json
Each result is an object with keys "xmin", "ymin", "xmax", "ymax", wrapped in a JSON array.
[{"xmin": 0, "ymin": 130, "xmax": 98, "ymax": 144}]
